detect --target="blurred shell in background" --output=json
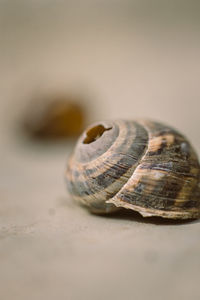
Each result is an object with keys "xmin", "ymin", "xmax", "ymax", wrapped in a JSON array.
[{"xmin": 23, "ymin": 93, "xmax": 85, "ymax": 139}]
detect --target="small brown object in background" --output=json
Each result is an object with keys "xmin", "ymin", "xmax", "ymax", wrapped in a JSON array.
[{"xmin": 24, "ymin": 94, "xmax": 85, "ymax": 139}]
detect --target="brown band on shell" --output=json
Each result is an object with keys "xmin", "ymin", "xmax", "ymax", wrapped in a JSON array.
[
  {"xmin": 66, "ymin": 121, "xmax": 148, "ymax": 198},
  {"xmin": 108, "ymin": 120, "xmax": 200, "ymax": 217}
]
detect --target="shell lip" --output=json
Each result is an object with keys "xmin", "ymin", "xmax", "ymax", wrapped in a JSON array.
[{"xmin": 107, "ymin": 198, "xmax": 200, "ymax": 220}]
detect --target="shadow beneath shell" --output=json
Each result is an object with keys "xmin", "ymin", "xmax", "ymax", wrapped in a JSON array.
[{"xmin": 92, "ymin": 209, "xmax": 199, "ymax": 226}]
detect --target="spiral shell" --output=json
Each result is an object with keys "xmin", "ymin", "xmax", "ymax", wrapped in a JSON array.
[{"xmin": 66, "ymin": 120, "xmax": 200, "ymax": 219}]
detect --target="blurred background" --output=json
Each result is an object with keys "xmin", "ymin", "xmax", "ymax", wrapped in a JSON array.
[
  {"xmin": 1, "ymin": 0, "xmax": 200, "ymax": 142},
  {"xmin": 0, "ymin": 1, "xmax": 200, "ymax": 300}
]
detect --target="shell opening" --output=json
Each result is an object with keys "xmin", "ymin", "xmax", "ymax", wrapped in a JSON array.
[{"xmin": 83, "ymin": 124, "xmax": 112, "ymax": 144}]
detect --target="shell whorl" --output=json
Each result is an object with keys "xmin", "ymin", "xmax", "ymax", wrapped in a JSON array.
[{"xmin": 66, "ymin": 119, "xmax": 200, "ymax": 219}]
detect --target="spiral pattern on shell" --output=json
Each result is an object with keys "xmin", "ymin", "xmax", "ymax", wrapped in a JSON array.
[{"xmin": 66, "ymin": 119, "xmax": 200, "ymax": 219}]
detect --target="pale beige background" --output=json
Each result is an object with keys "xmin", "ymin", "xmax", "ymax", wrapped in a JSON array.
[{"xmin": 0, "ymin": 1, "xmax": 200, "ymax": 300}]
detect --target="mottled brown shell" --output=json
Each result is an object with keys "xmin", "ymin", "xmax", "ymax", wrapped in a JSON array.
[{"xmin": 66, "ymin": 120, "xmax": 200, "ymax": 219}]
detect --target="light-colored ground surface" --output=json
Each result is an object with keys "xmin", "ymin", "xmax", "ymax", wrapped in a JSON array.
[{"xmin": 0, "ymin": 2, "xmax": 200, "ymax": 300}]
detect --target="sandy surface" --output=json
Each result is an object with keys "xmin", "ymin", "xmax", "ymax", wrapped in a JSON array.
[{"xmin": 0, "ymin": 2, "xmax": 200, "ymax": 300}]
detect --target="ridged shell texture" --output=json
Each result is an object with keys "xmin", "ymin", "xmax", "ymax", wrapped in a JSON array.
[{"xmin": 66, "ymin": 120, "xmax": 200, "ymax": 219}]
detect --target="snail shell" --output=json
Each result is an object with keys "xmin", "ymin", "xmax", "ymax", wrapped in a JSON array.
[{"xmin": 66, "ymin": 120, "xmax": 200, "ymax": 219}]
